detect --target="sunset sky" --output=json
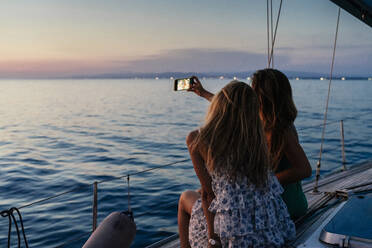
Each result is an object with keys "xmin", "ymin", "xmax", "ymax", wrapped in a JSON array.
[{"xmin": 1, "ymin": 0, "xmax": 371, "ymax": 78}]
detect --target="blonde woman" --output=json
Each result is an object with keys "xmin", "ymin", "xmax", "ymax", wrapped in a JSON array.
[{"xmin": 178, "ymin": 81, "xmax": 295, "ymax": 247}]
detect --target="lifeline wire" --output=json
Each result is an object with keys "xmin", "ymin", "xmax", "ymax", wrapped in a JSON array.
[
  {"xmin": 1, "ymin": 158, "xmax": 189, "ymax": 213},
  {"xmin": 313, "ymin": 8, "xmax": 341, "ymax": 193},
  {"xmin": 0, "ymin": 158, "xmax": 188, "ymax": 247}
]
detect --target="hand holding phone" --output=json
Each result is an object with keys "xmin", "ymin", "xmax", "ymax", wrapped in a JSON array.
[{"xmin": 174, "ymin": 77, "xmax": 195, "ymax": 91}]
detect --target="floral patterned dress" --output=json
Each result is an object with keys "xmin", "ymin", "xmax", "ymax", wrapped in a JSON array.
[{"xmin": 189, "ymin": 171, "xmax": 296, "ymax": 248}]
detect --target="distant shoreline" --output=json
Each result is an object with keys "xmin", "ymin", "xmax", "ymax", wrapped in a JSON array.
[
  {"xmin": 0, "ymin": 71, "xmax": 371, "ymax": 81},
  {"xmin": 0, "ymin": 77, "xmax": 371, "ymax": 81}
]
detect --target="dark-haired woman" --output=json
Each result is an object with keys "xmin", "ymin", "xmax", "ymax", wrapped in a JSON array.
[
  {"xmin": 189, "ymin": 70, "xmax": 312, "ymax": 219},
  {"xmin": 178, "ymin": 81, "xmax": 295, "ymax": 247}
]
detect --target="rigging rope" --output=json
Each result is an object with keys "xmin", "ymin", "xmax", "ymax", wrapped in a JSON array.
[
  {"xmin": 270, "ymin": 0, "xmax": 274, "ymax": 67},
  {"xmin": 0, "ymin": 207, "xmax": 29, "ymax": 248},
  {"xmin": 313, "ymin": 8, "xmax": 341, "ymax": 193},
  {"xmin": 266, "ymin": 0, "xmax": 283, "ymax": 68},
  {"xmin": 292, "ymin": 193, "xmax": 343, "ymax": 245},
  {"xmin": 267, "ymin": 0, "xmax": 270, "ymax": 67}
]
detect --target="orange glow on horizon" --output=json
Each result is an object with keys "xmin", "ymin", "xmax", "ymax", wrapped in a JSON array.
[{"xmin": 0, "ymin": 59, "xmax": 129, "ymax": 77}]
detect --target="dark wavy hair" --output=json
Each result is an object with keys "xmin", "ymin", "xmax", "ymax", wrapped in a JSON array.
[{"xmin": 251, "ymin": 69, "xmax": 297, "ymax": 169}]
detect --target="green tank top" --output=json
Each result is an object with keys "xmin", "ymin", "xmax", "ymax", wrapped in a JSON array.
[{"xmin": 276, "ymin": 156, "xmax": 308, "ymax": 219}]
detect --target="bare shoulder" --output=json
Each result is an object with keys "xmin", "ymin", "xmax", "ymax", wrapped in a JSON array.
[{"xmin": 186, "ymin": 129, "xmax": 199, "ymax": 147}]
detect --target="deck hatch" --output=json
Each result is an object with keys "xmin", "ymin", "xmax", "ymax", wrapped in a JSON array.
[{"xmin": 319, "ymin": 193, "xmax": 372, "ymax": 246}]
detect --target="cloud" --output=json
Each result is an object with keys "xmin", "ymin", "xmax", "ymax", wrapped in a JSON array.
[
  {"xmin": 0, "ymin": 46, "xmax": 370, "ymax": 78},
  {"xmin": 0, "ymin": 48, "xmax": 289, "ymax": 77},
  {"xmin": 119, "ymin": 46, "xmax": 371, "ymax": 76},
  {"xmin": 118, "ymin": 48, "xmax": 290, "ymax": 73},
  {"xmin": 273, "ymin": 44, "xmax": 372, "ymax": 76},
  {"xmin": 0, "ymin": 60, "xmax": 123, "ymax": 78}
]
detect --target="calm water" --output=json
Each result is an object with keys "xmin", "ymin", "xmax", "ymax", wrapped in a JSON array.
[{"xmin": 0, "ymin": 79, "xmax": 372, "ymax": 247}]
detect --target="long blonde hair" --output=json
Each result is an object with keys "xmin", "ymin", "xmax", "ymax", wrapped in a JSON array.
[{"xmin": 193, "ymin": 81, "xmax": 270, "ymax": 187}]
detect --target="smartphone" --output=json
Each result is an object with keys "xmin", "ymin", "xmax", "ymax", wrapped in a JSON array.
[{"xmin": 174, "ymin": 77, "xmax": 195, "ymax": 91}]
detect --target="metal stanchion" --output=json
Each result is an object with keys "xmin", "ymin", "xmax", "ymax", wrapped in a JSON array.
[
  {"xmin": 93, "ymin": 182, "xmax": 98, "ymax": 232},
  {"xmin": 340, "ymin": 120, "xmax": 347, "ymax": 171}
]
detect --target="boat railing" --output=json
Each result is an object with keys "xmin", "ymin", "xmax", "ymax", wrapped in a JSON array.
[
  {"xmin": 0, "ymin": 119, "xmax": 350, "ymax": 247},
  {"xmin": 298, "ymin": 119, "xmax": 348, "ymax": 171}
]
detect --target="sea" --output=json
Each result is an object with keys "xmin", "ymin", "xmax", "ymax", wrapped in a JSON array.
[{"xmin": 1, "ymin": 78, "xmax": 372, "ymax": 247}]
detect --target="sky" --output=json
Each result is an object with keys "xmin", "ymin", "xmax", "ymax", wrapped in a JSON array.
[{"xmin": 0, "ymin": 0, "xmax": 371, "ymax": 78}]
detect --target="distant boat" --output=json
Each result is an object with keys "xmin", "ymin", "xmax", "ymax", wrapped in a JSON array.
[
  {"xmin": 341, "ymin": 77, "xmax": 346, "ymax": 80},
  {"xmin": 320, "ymin": 77, "xmax": 325, "ymax": 80},
  {"xmin": 170, "ymin": 77, "xmax": 174, "ymax": 80},
  {"xmin": 246, "ymin": 77, "xmax": 251, "ymax": 81},
  {"xmin": 155, "ymin": 77, "xmax": 159, "ymax": 80},
  {"xmin": 368, "ymin": 77, "xmax": 372, "ymax": 81},
  {"xmin": 233, "ymin": 76, "xmax": 237, "ymax": 80},
  {"xmin": 219, "ymin": 76, "xmax": 224, "ymax": 80},
  {"xmin": 296, "ymin": 77, "xmax": 300, "ymax": 80}
]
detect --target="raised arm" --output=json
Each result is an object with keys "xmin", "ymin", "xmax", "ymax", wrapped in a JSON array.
[
  {"xmin": 275, "ymin": 129, "xmax": 312, "ymax": 185},
  {"xmin": 188, "ymin": 76, "xmax": 214, "ymax": 102},
  {"xmin": 186, "ymin": 130, "xmax": 219, "ymax": 247}
]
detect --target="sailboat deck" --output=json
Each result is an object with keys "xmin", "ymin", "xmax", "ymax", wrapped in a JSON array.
[
  {"xmin": 150, "ymin": 160, "xmax": 372, "ymax": 248},
  {"xmin": 303, "ymin": 161, "xmax": 372, "ymax": 205}
]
